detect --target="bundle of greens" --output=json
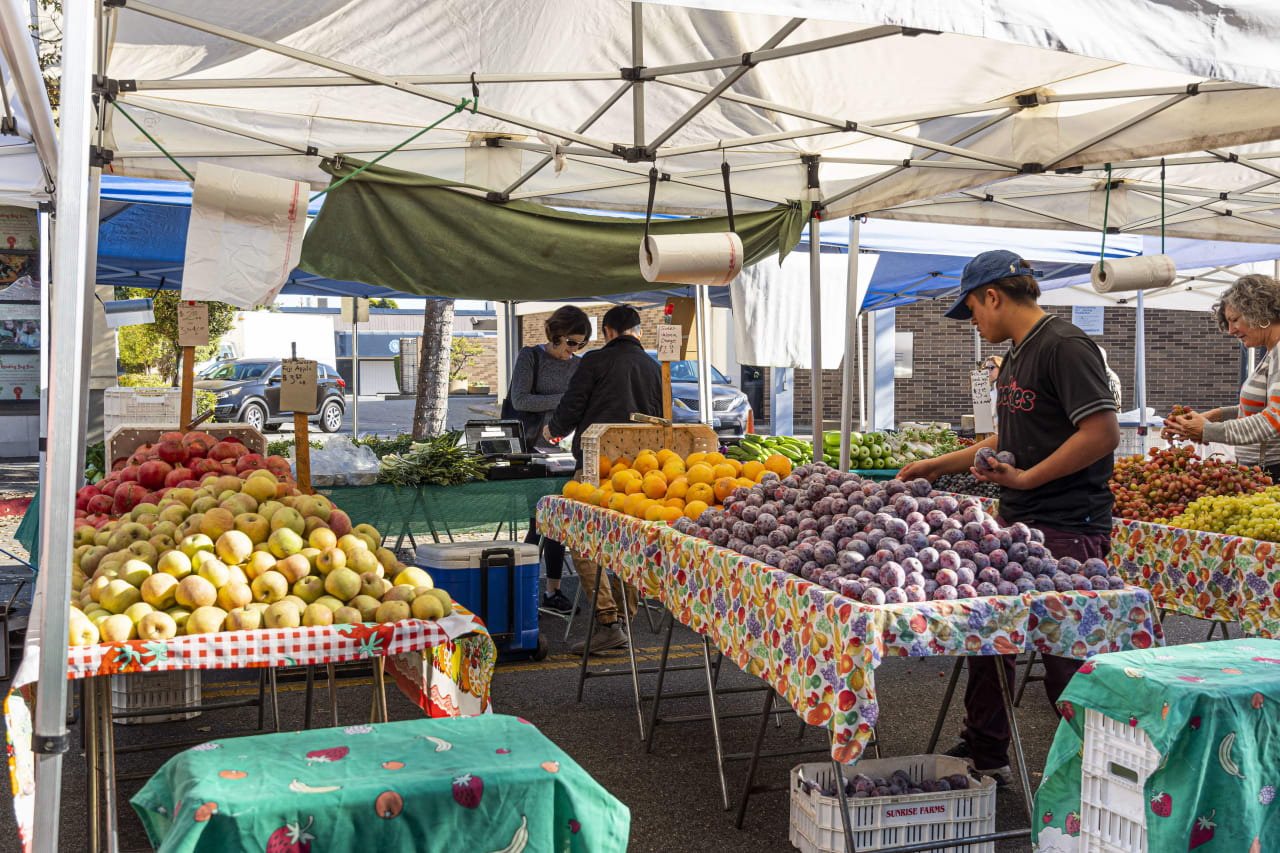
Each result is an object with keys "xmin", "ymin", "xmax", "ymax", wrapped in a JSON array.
[{"xmin": 376, "ymin": 432, "xmax": 489, "ymax": 487}]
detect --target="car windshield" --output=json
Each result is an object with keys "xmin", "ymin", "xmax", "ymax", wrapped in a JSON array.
[
  {"xmin": 648, "ymin": 354, "xmax": 729, "ymax": 383},
  {"xmin": 204, "ymin": 361, "xmax": 273, "ymax": 381}
]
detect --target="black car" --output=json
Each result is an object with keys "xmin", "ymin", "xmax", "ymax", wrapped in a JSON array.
[
  {"xmin": 196, "ymin": 358, "xmax": 347, "ymax": 433},
  {"xmin": 646, "ymin": 353, "xmax": 753, "ymax": 437}
]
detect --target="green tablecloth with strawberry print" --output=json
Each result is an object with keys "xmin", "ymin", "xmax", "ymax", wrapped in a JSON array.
[
  {"xmin": 1032, "ymin": 639, "xmax": 1280, "ymax": 853},
  {"xmin": 131, "ymin": 714, "xmax": 629, "ymax": 853}
]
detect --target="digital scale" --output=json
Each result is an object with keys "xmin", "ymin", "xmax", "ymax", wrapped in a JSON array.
[{"xmin": 463, "ymin": 420, "xmax": 577, "ymax": 479}]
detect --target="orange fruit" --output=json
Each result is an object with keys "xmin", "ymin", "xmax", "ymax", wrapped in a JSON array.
[
  {"xmin": 711, "ymin": 462, "xmax": 737, "ymax": 481},
  {"xmin": 623, "ymin": 493, "xmax": 647, "ymax": 517},
  {"xmin": 764, "ymin": 454, "xmax": 792, "ymax": 477},
  {"xmin": 598, "ymin": 455, "xmax": 611, "ymax": 478},
  {"xmin": 642, "ymin": 474, "xmax": 667, "ymax": 500},
  {"xmin": 742, "ymin": 460, "xmax": 765, "ymax": 481},
  {"xmin": 724, "ymin": 458, "xmax": 743, "ymax": 476},
  {"xmin": 687, "ymin": 482, "xmax": 714, "ymax": 504},
  {"xmin": 660, "ymin": 506, "xmax": 684, "ymax": 524},
  {"xmin": 666, "ymin": 478, "xmax": 689, "ymax": 500},
  {"xmin": 634, "ymin": 453, "xmax": 659, "ymax": 474},
  {"xmin": 562, "ymin": 480, "xmax": 579, "ymax": 498},
  {"xmin": 656, "ymin": 448, "xmax": 677, "ymax": 466},
  {"xmin": 613, "ymin": 456, "xmax": 633, "ymax": 471},
  {"xmin": 684, "ymin": 499, "xmax": 709, "ymax": 520},
  {"xmin": 713, "ymin": 477, "xmax": 737, "ymax": 503},
  {"xmin": 735, "ymin": 477, "xmax": 754, "ymax": 489},
  {"xmin": 664, "ymin": 497, "xmax": 686, "ymax": 509},
  {"xmin": 661, "ymin": 461, "xmax": 686, "ymax": 480},
  {"xmin": 644, "ymin": 503, "xmax": 667, "ymax": 522},
  {"xmin": 685, "ymin": 452, "xmax": 707, "ymax": 467},
  {"xmin": 608, "ymin": 493, "xmax": 627, "ymax": 512},
  {"xmin": 573, "ymin": 481, "xmax": 597, "ymax": 502},
  {"xmin": 624, "ymin": 478, "xmax": 644, "ymax": 495},
  {"xmin": 609, "ymin": 460, "xmax": 630, "ymax": 477},
  {"xmin": 704, "ymin": 451, "xmax": 726, "ymax": 466},
  {"xmin": 611, "ymin": 469, "xmax": 637, "ymax": 492},
  {"xmin": 687, "ymin": 463, "xmax": 715, "ymax": 485}
]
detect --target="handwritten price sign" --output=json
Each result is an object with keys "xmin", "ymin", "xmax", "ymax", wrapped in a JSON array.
[
  {"xmin": 177, "ymin": 302, "xmax": 210, "ymax": 347},
  {"xmin": 656, "ymin": 325, "xmax": 682, "ymax": 361},
  {"xmin": 279, "ymin": 358, "xmax": 318, "ymax": 413}
]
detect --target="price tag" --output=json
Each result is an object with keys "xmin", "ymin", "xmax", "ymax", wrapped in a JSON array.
[
  {"xmin": 970, "ymin": 368, "xmax": 994, "ymax": 434},
  {"xmin": 177, "ymin": 301, "xmax": 209, "ymax": 347},
  {"xmin": 280, "ymin": 358, "xmax": 318, "ymax": 413},
  {"xmin": 656, "ymin": 325, "xmax": 682, "ymax": 361}
]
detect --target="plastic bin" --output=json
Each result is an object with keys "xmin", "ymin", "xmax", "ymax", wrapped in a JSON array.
[
  {"xmin": 789, "ymin": 754, "xmax": 997, "ymax": 853},
  {"xmin": 414, "ymin": 541, "xmax": 543, "ymax": 659},
  {"xmin": 110, "ymin": 670, "xmax": 201, "ymax": 725},
  {"xmin": 1079, "ymin": 708, "xmax": 1161, "ymax": 853},
  {"xmin": 103, "ymin": 386, "xmax": 183, "ymax": 436}
]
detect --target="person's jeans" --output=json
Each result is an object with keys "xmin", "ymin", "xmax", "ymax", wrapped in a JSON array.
[
  {"xmin": 524, "ymin": 519, "xmax": 565, "ymax": 581},
  {"xmin": 571, "ymin": 551, "xmax": 638, "ymax": 627},
  {"xmin": 960, "ymin": 521, "xmax": 1110, "ymax": 769}
]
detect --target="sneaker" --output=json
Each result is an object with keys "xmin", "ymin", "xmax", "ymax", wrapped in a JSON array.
[
  {"xmin": 569, "ymin": 623, "xmax": 629, "ymax": 655},
  {"xmin": 943, "ymin": 740, "xmax": 1011, "ymax": 786},
  {"xmin": 541, "ymin": 590, "xmax": 575, "ymax": 615}
]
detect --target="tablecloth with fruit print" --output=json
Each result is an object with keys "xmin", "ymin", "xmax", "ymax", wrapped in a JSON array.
[
  {"xmin": 5, "ymin": 614, "xmax": 496, "ymax": 853},
  {"xmin": 130, "ymin": 714, "xmax": 630, "ymax": 853},
  {"xmin": 1110, "ymin": 519, "xmax": 1280, "ymax": 637},
  {"xmin": 537, "ymin": 497, "xmax": 1164, "ymax": 765},
  {"xmin": 1032, "ymin": 639, "xmax": 1280, "ymax": 853}
]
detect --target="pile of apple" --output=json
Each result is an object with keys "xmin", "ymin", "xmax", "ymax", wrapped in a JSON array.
[{"xmin": 67, "ymin": 434, "xmax": 456, "ymax": 647}]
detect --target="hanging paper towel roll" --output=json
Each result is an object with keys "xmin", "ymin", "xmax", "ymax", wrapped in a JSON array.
[
  {"xmin": 639, "ymin": 232, "xmax": 744, "ymax": 287},
  {"xmin": 1090, "ymin": 254, "xmax": 1176, "ymax": 294}
]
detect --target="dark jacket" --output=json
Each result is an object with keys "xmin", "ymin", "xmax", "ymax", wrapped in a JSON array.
[{"xmin": 548, "ymin": 335, "xmax": 663, "ymax": 465}]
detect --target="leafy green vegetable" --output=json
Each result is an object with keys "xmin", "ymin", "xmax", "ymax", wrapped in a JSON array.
[{"xmin": 377, "ymin": 432, "xmax": 488, "ymax": 486}]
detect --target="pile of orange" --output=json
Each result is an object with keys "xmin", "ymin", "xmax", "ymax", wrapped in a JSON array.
[{"xmin": 561, "ymin": 448, "xmax": 793, "ymax": 524}]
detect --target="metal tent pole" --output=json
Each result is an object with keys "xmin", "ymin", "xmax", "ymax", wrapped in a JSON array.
[
  {"xmin": 31, "ymin": 1, "xmax": 96, "ymax": 849},
  {"xmin": 352, "ymin": 312, "xmax": 360, "ymax": 437},
  {"xmin": 857, "ymin": 312, "xmax": 866, "ymax": 432},
  {"xmin": 838, "ymin": 218, "xmax": 861, "ymax": 470},
  {"xmin": 808, "ymin": 215, "xmax": 823, "ymax": 460},
  {"xmin": 1135, "ymin": 289, "xmax": 1147, "ymax": 438},
  {"xmin": 973, "ymin": 326, "xmax": 981, "ymax": 363},
  {"xmin": 695, "ymin": 286, "xmax": 713, "ymax": 425}
]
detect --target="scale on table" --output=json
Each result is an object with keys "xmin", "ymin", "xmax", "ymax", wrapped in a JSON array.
[{"xmin": 463, "ymin": 420, "xmax": 577, "ymax": 479}]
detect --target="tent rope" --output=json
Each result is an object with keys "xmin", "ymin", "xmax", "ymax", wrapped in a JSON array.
[
  {"xmin": 311, "ymin": 98, "xmax": 473, "ymax": 201},
  {"xmin": 1099, "ymin": 163, "xmax": 1112, "ymax": 259},
  {"xmin": 643, "ymin": 166, "xmax": 659, "ymax": 264},
  {"xmin": 114, "ymin": 103, "xmax": 195, "ymax": 181}
]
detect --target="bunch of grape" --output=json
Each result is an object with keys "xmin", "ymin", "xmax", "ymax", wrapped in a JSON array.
[
  {"xmin": 934, "ymin": 472, "xmax": 1001, "ymax": 499},
  {"xmin": 1167, "ymin": 488, "xmax": 1280, "ymax": 541},
  {"xmin": 1112, "ymin": 445, "xmax": 1273, "ymax": 521},
  {"xmin": 1160, "ymin": 404, "xmax": 1191, "ymax": 442}
]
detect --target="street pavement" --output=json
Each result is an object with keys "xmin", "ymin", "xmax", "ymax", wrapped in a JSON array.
[{"xmin": 272, "ymin": 395, "xmax": 498, "ymax": 440}]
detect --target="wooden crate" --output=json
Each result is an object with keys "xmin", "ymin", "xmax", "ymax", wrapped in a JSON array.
[
  {"xmin": 580, "ymin": 422, "xmax": 720, "ymax": 486},
  {"xmin": 106, "ymin": 423, "xmax": 267, "ymax": 466}
]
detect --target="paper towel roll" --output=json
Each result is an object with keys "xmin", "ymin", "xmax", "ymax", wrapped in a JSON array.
[
  {"xmin": 1090, "ymin": 254, "xmax": 1176, "ymax": 294},
  {"xmin": 639, "ymin": 232, "xmax": 744, "ymax": 287}
]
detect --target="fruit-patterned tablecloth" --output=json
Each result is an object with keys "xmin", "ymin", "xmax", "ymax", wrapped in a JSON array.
[
  {"xmin": 537, "ymin": 497, "xmax": 1163, "ymax": 764},
  {"xmin": 1032, "ymin": 639, "xmax": 1280, "ymax": 853},
  {"xmin": 131, "ymin": 714, "xmax": 630, "ymax": 853},
  {"xmin": 1109, "ymin": 519, "xmax": 1280, "ymax": 637},
  {"xmin": 5, "ymin": 613, "xmax": 496, "ymax": 853}
]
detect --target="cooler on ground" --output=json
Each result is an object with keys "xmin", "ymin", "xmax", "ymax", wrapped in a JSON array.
[{"xmin": 414, "ymin": 541, "xmax": 545, "ymax": 660}]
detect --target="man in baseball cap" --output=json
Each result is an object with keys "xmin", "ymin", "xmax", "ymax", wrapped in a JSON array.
[{"xmin": 899, "ymin": 248, "xmax": 1120, "ymax": 784}]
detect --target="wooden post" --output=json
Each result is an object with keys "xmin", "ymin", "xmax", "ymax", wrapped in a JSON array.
[
  {"xmin": 661, "ymin": 361, "xmax": 673, "ymax": 450},
  {"xmin": 294, "ymin": 413, "xmax": 312, "ymax": 494},
  {"xmin": 180, "ymin": 345, "xmax": 195, "ymax": 428}
]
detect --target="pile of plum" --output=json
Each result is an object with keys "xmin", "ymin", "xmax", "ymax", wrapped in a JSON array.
[
  {"xmin": 672, "ymin": 463, "xmax": 1124, "ymax": 604},
  {"xmin": 799, "ymin": 767, "xmax": 974, "ymax": 799}
]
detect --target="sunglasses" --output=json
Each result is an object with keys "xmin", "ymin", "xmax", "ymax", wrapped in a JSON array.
[{"xmin": 563, "ymin": 338, "xmax": 586, "ymax": 348}]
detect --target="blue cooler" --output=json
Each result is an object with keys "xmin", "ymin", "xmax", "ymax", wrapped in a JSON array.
[{"xmin": 414, "ymin": 542, "xmax": 545, "ymax": 660}]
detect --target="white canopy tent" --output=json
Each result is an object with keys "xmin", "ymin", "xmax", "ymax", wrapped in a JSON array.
[
  {"xmin": 0, "ymin": 0, "xmax": 56, "ymax": 207},
  {"xmin": 25, "ymin": 3, "xmax": 1280, "ymax": 849}
]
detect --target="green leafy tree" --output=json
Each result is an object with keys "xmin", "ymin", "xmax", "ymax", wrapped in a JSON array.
[
  {"xmin": 113, "ymin": 288, "xmax": 236, "ymax": 384},
  {"xmin": 449, "ymin": 336, "xmax": 484, "ymax": 381},
  {"xmin": 369, "ymin": 298, "xmax": 399, "ymax": 309}
]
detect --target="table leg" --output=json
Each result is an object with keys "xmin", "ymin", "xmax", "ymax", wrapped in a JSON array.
[
  {"xmin": 85, "ymin": 677, "xmax": 99, "ymax": 853},
  {"xmin": 831, "ymin": 741, "xmax": 858, "ymax": 853},
  {"xmin": 327, "ymin": 663, "xmax": 339, "ymax": 727},
  {"xmin": 993, "ymin": 655, "xmax": 1034, "ymax": 819},
  {"xmin": 1014, "ymin": 651, "xmax": 1041, "ymax": 708},
  {"xmin": 425, "ymin": 649, "xmax": 436, "ymax": 715},
  {"xmin": 575, "ymin": 561, "xmax": 605, "ymax": 702},
  {"xmin": 701, "ymin": 636, "xmax": 730, "ymax": 811},
  {"xmin": 98, "ymin": 677, "xmax": 119, "ymax": 853},
  {"xmin": 268, "ymin": 668, "xmax": 281, "ymax": 732},
  {"xmin": 926, "ymin": 658, "xmax": 965, "ymax": 754},
  {"xmin": 734, "ymin": 688, "xmax": 776, "ymax": 828},
  {"xmin": 256, "ymin": 668, "xmax": 266, "ymax": 730},
  {"xmin": 644, "ymin": 615, "xmax": 676, "ymax": 754},
  {"xmin": 616, "ymin": 575, "xmax": 646, "ymax": 741},
  {"xmin": 373, "ymin": 657, "xmax": 389, "ymax": 723},
  {"xmin": 304, "ymin": 665, "xmax": 315, "ymax": 730}
]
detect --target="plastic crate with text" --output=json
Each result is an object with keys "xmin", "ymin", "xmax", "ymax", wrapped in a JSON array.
[
  {"xmin": 103, "ymin": 386, "xmax": 183, "ymax": 436},
  {"xmin": 1079, "ymin": 708, "xmax": 1160, "ymax": 853}
]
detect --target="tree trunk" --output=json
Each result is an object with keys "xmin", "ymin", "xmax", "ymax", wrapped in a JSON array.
[{"xmin": 413, "ymin": 299, "xmax": 455, "ymax": 438}]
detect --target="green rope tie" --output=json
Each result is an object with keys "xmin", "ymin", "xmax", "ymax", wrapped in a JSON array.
[
  {"xmin": 1099, "ymin": 162, "xmax": 1112, "ymax": 260},
  {"xmin": 113, "ymin": 103, "xmax": 194, "ymax": 181}
]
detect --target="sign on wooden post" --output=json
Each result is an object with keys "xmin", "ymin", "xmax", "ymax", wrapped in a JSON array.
[
  {"xmin": 280, "ymin": 358, "xmax": 319, "ymax": 414},
  {"xmin": 177, "ymin": 301, "xmax": 210, "ymax": 347}
]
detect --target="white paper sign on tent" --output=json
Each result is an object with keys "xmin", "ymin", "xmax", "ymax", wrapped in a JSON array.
[{"xmin": 181, "ymin": 163, "xmax": 307, "ymax": 308}]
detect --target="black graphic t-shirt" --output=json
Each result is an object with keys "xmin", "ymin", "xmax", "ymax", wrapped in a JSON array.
[{"xmin": 995, "ymin": 315, "xmax": 1116, "ymax": 535}]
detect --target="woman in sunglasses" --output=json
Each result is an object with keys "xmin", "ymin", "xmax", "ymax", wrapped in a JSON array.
[{"xmin": 506, "ymin": 305, "xmax": 592, "ymax": 614}]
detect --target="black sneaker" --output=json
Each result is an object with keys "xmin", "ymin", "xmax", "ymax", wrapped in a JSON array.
[
  {"xmin": 943, "ymin": 739, "xmax": 1011, "ymax": 786},
  {"xmin": 541, "ymin": 590, "xmax": 575, "ymax": 615}
]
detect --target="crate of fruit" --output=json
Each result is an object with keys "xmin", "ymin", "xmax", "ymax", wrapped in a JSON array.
[
  {"xmin": 580, "ymin": 422, "xmax": 719, "ymax": 487},
  {"xmin": 1078, "ymin": 708, "xmax": 1160, "ymax": 853},
  {"xmin": 103, "ymin": 386, "xmax": 184, "ymax": 435},
  {"xmin": 789, "ymin": 754, "xmax": 996, "ymax": 853},
  {"xmin": 110, "ymin": 670, "xmax": 202, "ymax": 725}
]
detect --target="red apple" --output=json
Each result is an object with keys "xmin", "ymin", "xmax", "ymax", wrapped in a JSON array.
[
  {"xmin": 164, "ymin": 467, "xmax": 195, "ymax": 488},
  {"xmin": 138, "ymin": 459, "xmax": 173, "ymax": 490},
  {"xmin": 328, "ymin": 509, "xmax": 352, "ymax": 537},
  {"xmin": 178, "ymin": 479, "xmax": 201, "ymax": 489},
  {"xmin": 156, "ymin": 439, "xmax": 189, "ymax": 466},
  {"xmin": 74, "ymin": 510, "xmax": 87, "ymax": 519}
]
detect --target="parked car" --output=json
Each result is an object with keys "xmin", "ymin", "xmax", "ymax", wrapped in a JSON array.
[
  {"xmin": 195, "ymin": 358, "xmax": 347, "ymax": 433},
  {"xmin": 646, "ymin": 353, "xmax": 752, "ymax": 437}
]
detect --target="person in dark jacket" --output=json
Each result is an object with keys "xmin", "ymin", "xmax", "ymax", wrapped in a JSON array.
[{"xmin": 546, "ymin": 304, "xmax": 662, "ymax": 653}]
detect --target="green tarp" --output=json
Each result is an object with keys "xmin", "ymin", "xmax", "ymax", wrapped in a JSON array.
[{"xmin": 299, "ymin": 159, "xmax": 811, "ymax": 300}]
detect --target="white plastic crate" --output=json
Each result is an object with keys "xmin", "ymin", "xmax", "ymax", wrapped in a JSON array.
[
  {"xmin": 1115, "ymin": 428, "xmax": 1169, "ymax": 461},
  {"xmin": 1079, "ymin": 708, "xmax": 1161, "ymax": 853},
  {"xmin": 110, "ymin": 670, "xmax": 201, "ymax": 725},
  {"xmin": 103, "ymin": 386, "xmax": 183, "ymax": 435},
  {"xmin": 790, "ymin": 754, "xmax": 996, "ymax": 853}
]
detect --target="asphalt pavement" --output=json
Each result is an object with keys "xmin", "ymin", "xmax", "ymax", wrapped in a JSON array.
[
  {"xmin": 0, "ymin": 559, "xmax": 1221, "ymax": 853},
  {"xmin": 270, "ymin": 395, "xmax": 498, "ymax": 440}
]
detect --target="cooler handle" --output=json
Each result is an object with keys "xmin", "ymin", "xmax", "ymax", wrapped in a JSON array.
[{"xmin": 480, "ymin": 547, "xmax": 517, "ymax": 640}]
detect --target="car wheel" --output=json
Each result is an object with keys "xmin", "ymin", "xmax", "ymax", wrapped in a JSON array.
[
  {"xmin": 319, "ymin": 399, "xmax": 344, "ymax": 433},
  {"xmin": 241, "ymin": 401, "xmax": 267, "ymax": 431}
]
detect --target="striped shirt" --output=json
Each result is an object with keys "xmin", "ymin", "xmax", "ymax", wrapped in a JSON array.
[{"xmin": 1203, "ymin": 345, "xmax": 1280, "ymax": 467}]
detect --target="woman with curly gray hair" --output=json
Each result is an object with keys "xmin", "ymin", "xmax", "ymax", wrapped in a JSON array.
[{"xmin": 1165, "ymin": 273, "xmax": 1280, "ymax": 475}]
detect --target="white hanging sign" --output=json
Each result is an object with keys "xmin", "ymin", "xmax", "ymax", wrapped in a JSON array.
[{"xmin": 970, "ymin": 368, "xmax": 994, "ymax": 434}]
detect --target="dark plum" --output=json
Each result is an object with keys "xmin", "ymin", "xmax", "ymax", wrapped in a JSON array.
[
  {"xmin": 821, "ymin": 526, "xmax": 842, "ymax": 544},
  {"xmin": 1057, "ymin": 557, "xmax": 1081, "ymax": 575},
  {"xmin": 934, "ymin": 568, "xmax": 959, "ymax": 587},
  {"xmin": 977, "ymin": 534, "xmax": 1000, "ymax": 555},
  {"xmin": 956, "ymin": 583, "xmax": 978, "ymax": 599},
  {"xmin": 767, "ymin": 529, "xmax": 790, "ymax": 548},
  {"xmin": 813, "ymin": 541, "xmax": 838, "ymax": 565},
  {"xmin": 1108, "ymin": 576, "xmax": 1125, "ymax": 590},
  {"xmin": 1071, "ymin": 574, "xmax": 1093, "ymax": 591},
  {"xmin": 861, "ymin": 587, "xmax": 886, "ymax": 605},
  {"xmin": 934, "ymin": 495, "xmax": 959, "ymax": 515},
  {"xmin": 1034, "ymin": 575, "xmax": 1055, "ymax": 592},
  {"xmin": 834, "ymin": 517, "xmax": 860, "ymax": 538},
  {"xmin": 938, "ymin": 550, "xmax": 962, "ymax": 572},
  {"xmin": 893, "ymin": 544, "xmax": 917, "ymax": 564},
  {"xmin": 838, "ymin": 578, "xmax": 865, "ymax": 600},
  {"xmin": 917, "ymin": 547, "xmax": 940, "ymax": 570},
  {"xmin": 884, "ymin": 587, "xmax": 908, "ymax": 604},
  {"xmin": 910, "ymin": 477, "xmax": 932, "ymax": 497},
  {"xmin": 710, "ymin": 529, "xmax": 731, "ymax": 547},
  {"xmin": 995, "ymin": 450, "xmax": 1016, "ymax": 466},
  {"xmin": 974, "ymin": 446, "xmax": 998, "ymax": 470},
  {"xmin": 854, "ymin": 510, "xmax": 875, "ymax": 528},
  {"xmin": 954, "ymin": 540, "xmax": 977, "ymax": 560},
  {"xmin": 1089, "ymin": 574, "xmax": 1110, "ymax": 590},
  {"xmin": 971, "ymin": 552, "xmax": 990, "ymax": 571},
  {"xmin": 987, "ymin": 549, "xmax": 1008, "ymax": 570},
  {"xmin": 753, "ymin": 535, "xmax": 770, "ymax": 547},
  {"xmin": 1001, "ymin": 562, "xmax": 1024, "ymax": 582},
  {"xmin": 879, "ymin": 562, "xmax": 906, "ymax": 588},
  {"xmin": 932, "ymin": 584, "xmax": 958, "ymax": 601},
  {"xmin": 860, "ymin": 565, "xmax": 879, "ymax": 581},
  {"xmin": 901, "ymin": 557, "xmax": 924, "ymax": 577},
  {"xmin": 975, "ymin": 581, "xmax": 999, "ymax": 597},
  {"xmin": 904, "ymin": 571, "xmax": 927, "ymax": 589},
  {"xmin": 727, "ymin": 537, "xmax": 748, "ymax": 553},
  {"xmin": 1053, "ymin": 573, "xmax": 1074, "ymax": 592},
  {"xmin": 1029, "ymin": 527, "xmax": 1045, "ymax": 544},
  {"xmin": 904, "ymin": 531, "xmax": 930, "ymax": 551},
  {"xmin": 925, "ymin": 510, "xmax": 948, "ymax": 530},
  {"xmin": 942, "ymin": 528, "xmax": 964, "ymax": 545},
  {"xmin": 837, "ymin": 551, "xmax": 865, "ymax": 571},
  {"xmin": 1007, "ymin": 542, "xmax": 1029, "ymax": 563},
  {"xmin": 996, "ymin": 580, "xmax": 1019, "ymax": 596},
  {"xmin": 837, "ymin": 537, "xmax": 853, "ymax": 552},
  {"xmin": 756, "ymin": 513, "xmax": 780, "ymax": 534},
  {"xmin": 978, "ymin": 567, "xmax": 1002, "ymax": 586},
  {"xmin": 956, "ymin": 566, "xmax": 976, "ymax": 587},
  {"xmin": 697, "ymin": 527, "xmax": 713, "ymax": 540},
  {"xmin": 779, "ymin": 555, "xmax": 802, "ymax": 574},
  {"xmin": 1082, "ymin": 557, "xmax": 1108, "ymax": 578},
  {"xmin": 863, "ymin": 495, "xmax": 885, "ymax": 513},
  {"xmin": 872, "ymin": 548, "xmax": 894, "ymax": 567}
]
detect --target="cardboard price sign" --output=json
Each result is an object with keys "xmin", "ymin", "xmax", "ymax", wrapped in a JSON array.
[
  {"xmin": 656, "ymin": 325, "xmax": 682, "ymax": 361},
  {"xmin": 280, "ymin": 358, "xmax": 318, "ymax": 413},
  {"xmin": 970, "ymin": 368, "xmax": 994, "ymax": 434},
  {"xmin": 177, "ymin": 301, "xmax": 210, "ymax": 347}
]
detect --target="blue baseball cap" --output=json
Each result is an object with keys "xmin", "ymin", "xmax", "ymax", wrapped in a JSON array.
[{"xmin": 943, "ymin": 249, "xmax": 1027, "ymax": 320}]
